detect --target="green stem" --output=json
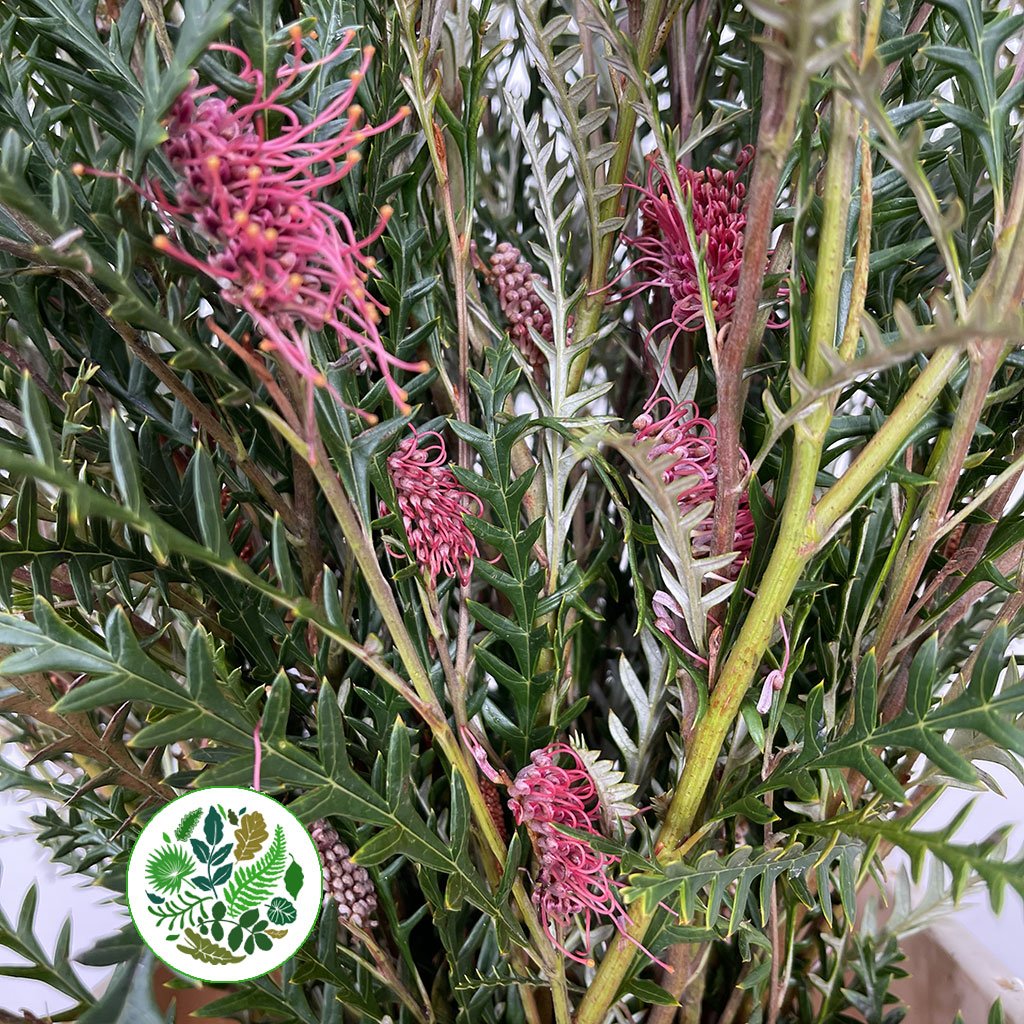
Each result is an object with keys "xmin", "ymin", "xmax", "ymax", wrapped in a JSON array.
[
  {"xmin": 577, "ymin": 8, "xmax": 858, "ymax": 1013},
  {"xmin": 814, "ymin": 347, "xmax": 962, "ymax": 532},
  {"xmin": 872, "ymin": 342, "xmax": 1003, "ymax": 666},
  {"xmin": 568, "ymin": 0, "xmax": 666, "ymax": 391}
]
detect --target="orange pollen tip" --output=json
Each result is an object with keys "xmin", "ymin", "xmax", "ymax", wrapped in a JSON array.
[
  {"xmin": 353, "ymin": 287, "xmax": 365, "ymax": 300},
  {"xmin": 363, "ymin": 45, "xmax": 375, "ymax": 58},
  {"xmin": 380, "ymin": 204, "xmax": 394, "ymax": 219},
  {"xmin": 368, "ymin": 309, "xmax": 380, "ymax": 324},
  {"xmin": 247, "ymin": 166, "xmax": 261, "ymax": 180},
  {"xmin": 364, "ymin": 256, "xmax": 377, "ymax": 270},
  {"xmin": 365, "ymin": 412, "xmax": 379, "ymax": 425},
  {"xmin": 289, "ymin": 25, "xmax": 303, "ymax": 41},
  {"xmin": 350, "ymin": 71, "xmax": 363, "ymax": 84},
  {"xmin": 314, "ymin": 373, "xmax": 327, "ymax": 386},
  {"xmin": 264, "ymin": 228, "xmax": 278, "ymax": 242},
  {"xmin": 152, "ymin": 235, "xmax": 171, "ymax": 250},
  {"xmin": 206, "ymin": 156, "xmax": 221, "ymax": 171},
  {"xmin": 347, "ymin": 105, "xmax": 363, "ymax": 121},
  {"xmin": 416, "ymin": 360, "xmax": 431, "ymax": 372},
  {"xmin": 346, "ymin": 151, "xmax": 361, "ymax": 164},
  {"xmin": 250, "ymin": 284, "xmax": 267, "ymax": 299},
  {"xmin": 71, "ymin": 162, "xmax": 86, "ymax": 176},
  {"xmin": 246, "ymin": 224, "xmax": 260, "ymax": 238},
  {"xmin": 353, "ymin": 132, "xmax": 367, "ymax": 143},
  {"xmin": 233, "ymin": 210, "xmax": 249, "ymax": 224},
  {"xmin": 258, "ymin": 340, "xmax": 273, "ymax": 352},
  {"xmin": 398, "ymin": 105, "xmax": 412, "ymax": 118},
  {"xmin": 397, "ymin": 388, "xmax": 409, "ymax": 402},
  {"xmin": 288, "ymin": 273, "xmax": 303, "ymax": 288}
]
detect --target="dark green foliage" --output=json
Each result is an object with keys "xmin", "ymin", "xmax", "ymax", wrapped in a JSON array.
[{"xmin": 0, "ymin": 0, "xmax": 1021, "ymax": 1022}]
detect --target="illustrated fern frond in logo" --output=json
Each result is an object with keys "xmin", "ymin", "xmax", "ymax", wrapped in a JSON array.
[
  {"xmin": 146, "ymin": 844, "xmax": 196, "ymax": 895},
  {"xmin": 223, "ymin": 825, "xmax": 286, "ymax": 915},
  {"xmin": 176, "ymin": 927, "xmax": 245, "ymax": 965}
]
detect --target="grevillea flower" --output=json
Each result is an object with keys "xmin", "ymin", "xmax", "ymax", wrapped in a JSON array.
[
  {"xmin": 384, "ymin": 428, "xmax": 482, "ymax": 588},
  {"xmin": 621, "ymin": 148, "xmax": 784, "ymax": 381},
  {"xmin": 756, "ymin": 616, "xmax": 791, "ymax": 714},
  {"xmin": 633, "ymin": 397, "xmax": 755, "ymax": 571},
  {"xmin": 310, "ymin": 819, "xmax": 378, "ymax": 931},
  {"xmin": 483, "ymin": 242, "xmax": 554, "ymax": 378},
  {"xmin": 81, "ymin": 29, "xmax": 425, "ymax": 421},
  {"xmin": 634, "ymin": 403, "xmax": 790, "ymax": 711},
  {"xmin": 463, "ymin": 730, "xmax": 667, "ymax": 968}
]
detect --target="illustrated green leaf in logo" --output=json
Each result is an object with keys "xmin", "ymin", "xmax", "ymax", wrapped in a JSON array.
[
  {"xmin": 204, "ymin": 806, "xmax": 224, "ymax": 846},
  {"xmin": 146, "ymin": 844, "xmax": 196, "ymax": 895},
  {"xmin": 233, "ymin": 811, "xmax": 268, "ymax": 861},
  {"xmin": 222, "ymin": 825, "xmax": 286, "ymax": 916},
  {"xmin": 284, "ymin": 858, "xmax": 303, "ymax": 900},
  {"xmin": 265, "ymin": 928, "xmax": 289, "ymax": 939},
  {"xmin": 174, "ymin": 808, "xmax": 202, "ymax": 842},
  {"xmin": 266, "ymin": 897, "xmax": 296, "ymax": 925},
  {"xmin": 176, "ymin": 927, "xmax": 245, "ymax": 965}
]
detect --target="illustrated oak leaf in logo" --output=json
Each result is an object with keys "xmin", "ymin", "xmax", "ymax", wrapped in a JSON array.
[
  {"xmin": 145, "ymin": 844, "xmax": 196, "ymax": 895},
  {"xmin": 233, "ymin": 811, "xmax": 269, "ymax": 861}
]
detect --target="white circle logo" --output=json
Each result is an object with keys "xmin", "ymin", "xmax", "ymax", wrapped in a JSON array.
[{"xmin": 127, "ymin": 787, "xmax": 321, "ymax": 982}]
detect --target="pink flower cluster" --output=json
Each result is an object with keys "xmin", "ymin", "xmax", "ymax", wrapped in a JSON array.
[
  {"xmin": 464, "ymin": 731, "xmax": 665, "ymax": 968},
  {"xmin": 485, "ymin": 242, "xmax": 554, "ymax": 379},
  {"xmin": 633, "ymin": 397, "xmax": 755, "ymax": 569},
  {"xmin": 622, "ymin": 148, "xmax": 783, "ymax": 376},
  {"xmin": 634, "ymin": 401, "xmax": 792, "ymax": 711},
  {"xmin": 624, "ymin": 149, "xmax": 752, "ymax": 337},
  {"xmin": 136, "ymin": 30, "xmax": 424, "ymax": 419},
  {"xmin": 384, "ymin": 428, "xmax": 481, "ymax": 588}
]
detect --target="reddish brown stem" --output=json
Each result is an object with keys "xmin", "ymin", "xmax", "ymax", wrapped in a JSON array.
[{"xmin": 712, "ymin": 31, "xmax": 792, "ymax": 561}]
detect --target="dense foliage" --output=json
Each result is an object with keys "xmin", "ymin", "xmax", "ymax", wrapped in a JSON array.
[{"xmin": 0, "ymin": 0, "xmax": 1023, "ymax": 1022}]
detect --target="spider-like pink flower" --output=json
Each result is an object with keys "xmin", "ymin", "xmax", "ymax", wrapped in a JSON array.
[
  {"xmin": 384, "ymin": 428, "xmax": 482, "ymax": 588},
  {"xmin": 83, "ymin": 29, "xmax": 425, "ymax": 421},
  {"xmin": 633, "ymin": 397, "xmax": 755, "ymax": 571},
  {"xmin": 621, "ymin": 149, "xmax": 784, "ymax": 380},
  {"xmin": 463, "ymin": 731, "xmax": 667, "ymax": 968}
]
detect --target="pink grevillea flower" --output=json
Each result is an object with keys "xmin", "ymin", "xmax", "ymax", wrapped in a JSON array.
[
  {"xmin": 621, "ymin": 148, "xmax": 784, "ymax": 381},
  {"xmin": 463, "ymin": 731, "xmax": 668, "ymax": 969},
  {"xmin": 484, "ymin": 242, "xmax": 555, "ymax": 380},
  {"xmin": 756, "ymin": 617, "xmax": 791, "ymax": 714},
  {"xmin": 633, "ymin": 397, "xmax": 755, "ymax": 570},
  {"xmin": 384, "ymin": 428, "xmax": 482, "ymax": 588},
  {"xmin": 84, "ymin": 28, "xmax": 425, "ymax": 421}
]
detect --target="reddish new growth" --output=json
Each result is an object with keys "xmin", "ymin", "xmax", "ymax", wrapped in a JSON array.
[
  {"xmin": 83, "ymin": 29, "xmax": 425, "ymax": 422},
  {"xmin": 464, "ymin": 731, "xmax": 667, "ymax": 969},
  {"xmin": 384, "ymin": 428, "xmax": 481, "ymax": 588},
  {"xmin": 622, "ymin": 148, "xmax": 783, "ymax": 381}
]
